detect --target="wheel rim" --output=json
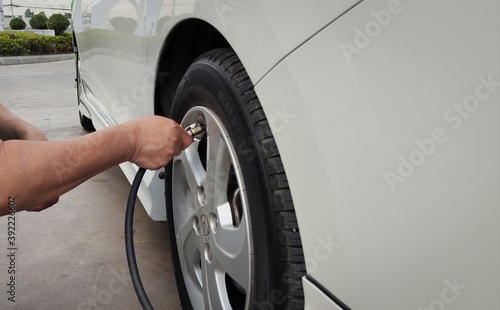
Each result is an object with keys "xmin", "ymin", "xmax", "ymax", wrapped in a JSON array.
[{"xmin": 172, "ymin": 106, "xmax": 253, "ymax": 310}]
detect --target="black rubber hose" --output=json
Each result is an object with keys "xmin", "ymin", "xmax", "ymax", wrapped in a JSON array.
[{"xmin": 125, "ymin": 167, "xmax": 154, "ymax": 310}]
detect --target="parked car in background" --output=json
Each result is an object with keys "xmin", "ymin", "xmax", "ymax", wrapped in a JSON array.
[{"xmin": 72, "ymin": 0, "xmax": 499, "ymax": 309}]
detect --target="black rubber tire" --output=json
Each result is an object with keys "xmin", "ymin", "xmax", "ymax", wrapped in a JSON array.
[
  {"xmin": 166, "ymin": 48, "xmax": 305, "ymax": 309},
  {"xmin": 79, "ymin": 111, "xmax": 95, "ymax": 132},
  {"xmin": 74, "ymin": 37, "xmax": 95, "ymax": 132}
]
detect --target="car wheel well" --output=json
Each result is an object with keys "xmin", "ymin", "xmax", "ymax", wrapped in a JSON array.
[{"xmin": 154, "ymin": 19, "xmax": 230, "ymax": 117}]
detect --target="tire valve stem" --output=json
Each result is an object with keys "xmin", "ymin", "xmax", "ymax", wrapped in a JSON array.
[{"xmin": 185, "ymin": 123, "xmax": 206, "ymax": 139}]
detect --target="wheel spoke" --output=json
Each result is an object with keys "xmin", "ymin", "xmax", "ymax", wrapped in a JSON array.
[
  {"xmin": 176, "ymin": 144, "xmax": 207, "ymax": 199},
  {"xmin": 176, "ymin": 215, "xmax": 205, "ymax": 309},
  {"xmin": 202, "ymin": 259, "xmax": 231, "ymax": 310},
  {"xmin": 204, "ymin": 122, "xmax": 231, "ymax": 212},
  {"xmin": 211, "ymin": 215, "xmax": 251, "ymax": 293},
  {"xmin": 172, "ymin": 167, "xmax": 199, "ymax": 244},
  {"xmin": 176, "ymin": 214, "xmax": 200, "ymax": 275}
]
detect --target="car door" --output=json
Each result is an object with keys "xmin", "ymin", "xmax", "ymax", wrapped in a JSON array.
[{"xmin": 78, "ymin": 0, "xmax": 149, "ymax": 125}]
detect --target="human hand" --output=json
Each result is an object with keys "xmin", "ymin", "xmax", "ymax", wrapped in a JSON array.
[
  {"xmin": 21, "ymin": 125, "xmax": 48, "ymax": 141},
  {"xmin": 16, "ymin": 118, "xmax": 56, "ymax": 211},
  {"xmin": 126, "ymin": 116, "xmax": 192, "ymax": 170},
  {"xmin": 27, "ymin": 198, "xmax": 59, "ymax": 212},
  {"xmin": 0, "ymin": 107, "xmax": 48, "ymax": 141}
]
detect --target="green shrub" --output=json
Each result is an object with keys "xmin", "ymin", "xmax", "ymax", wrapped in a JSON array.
[
  {"xmin": 9, "ymin": 18, "xmax": 26, "ymax": 30},
  {"xmin": 53, "ymin": 35, "xmax": 73, "ymax": 53},
  {"xmin": 30, "ymin": 13, "xmax": 48, "ymax": 29},
  {"xmin": 47, "ymin": 13, "xmax": 70, "ymax": 36},
  {"xmin": 0, "ymin": 32, "xmax": 73, "ymax": 56}
]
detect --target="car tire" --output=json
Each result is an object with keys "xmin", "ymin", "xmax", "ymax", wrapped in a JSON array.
[
  {"xmin": 74, "ymin": 37, "xmax": 95, "ymax": 132},
  {"xmin": 79, "ymin": 111, "xmax": 95, "ymax": 132},
  {"xmin": 166, "ymin": 48, "xmax": 305, "ymax": 310}
]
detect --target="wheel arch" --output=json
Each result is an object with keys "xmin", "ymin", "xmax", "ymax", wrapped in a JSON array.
[{"xmin": 154, "ymin": 19, "xmax": 230, "ymax": 117}]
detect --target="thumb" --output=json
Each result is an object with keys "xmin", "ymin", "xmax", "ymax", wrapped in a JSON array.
[{"xmin": 180, "ymin": 128, "xmax": 194, "ymax": 150}]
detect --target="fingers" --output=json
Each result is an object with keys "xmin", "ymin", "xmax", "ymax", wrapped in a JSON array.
[
  {"xmin": 175, "ymin": 124, "xmax": 193, "ymax": 151},
  {"xmin": 23, "ymin": 127, "xmax": 48, "ymax": 141},
  {"xmin": 180, "ymin": 127, "xmax": 194, "ymax": 150}
]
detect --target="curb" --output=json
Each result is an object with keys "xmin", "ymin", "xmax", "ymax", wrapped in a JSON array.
[{"xmin": 0, "ymin": 54, "xmax": 74, "ymax": 66}]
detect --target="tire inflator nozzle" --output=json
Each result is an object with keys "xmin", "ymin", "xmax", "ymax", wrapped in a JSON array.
[{"xmin": 185, "ymin": 123, "xmax": 206, "ymax": 139}]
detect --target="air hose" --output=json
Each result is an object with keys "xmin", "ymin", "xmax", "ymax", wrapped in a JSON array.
[
  {"xmin": 125, "ymin": 123, "xmax": 205, "ymax": 310},
  {"xmin": 125, "ymin": 167, "xmax": 153, "ymax": 310}
]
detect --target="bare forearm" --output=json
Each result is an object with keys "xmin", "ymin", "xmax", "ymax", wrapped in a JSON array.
[{"xmin": 0, "ymin": 124, "xmax": 134, "ymax": 215}]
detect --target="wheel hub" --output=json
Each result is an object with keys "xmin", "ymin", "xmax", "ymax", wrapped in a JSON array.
[{"xmin": 199, "ymin": 211, "xmax": 211, "ymax": 237}]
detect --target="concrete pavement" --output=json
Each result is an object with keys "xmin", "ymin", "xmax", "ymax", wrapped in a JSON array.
[{"xmin": 0, "ymin": 60, "xmax": 181, "ymax": 309}]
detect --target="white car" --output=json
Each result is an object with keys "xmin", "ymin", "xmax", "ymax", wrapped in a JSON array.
[{"xmin": 72, "ymin": 0, "xmax": 499, "ymax": 309}]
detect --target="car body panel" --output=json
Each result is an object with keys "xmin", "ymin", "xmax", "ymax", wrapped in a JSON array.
[
  {"xmin": 255, "ymin": 0, "xmax": 499, "ymax": 308},
  {"xmin": 73, "ymin": 0, "xmax": 500, "ymax": 308},
  {"xmin": 144, "ymin": 0, "xmax": 362, "ymax": 85}
]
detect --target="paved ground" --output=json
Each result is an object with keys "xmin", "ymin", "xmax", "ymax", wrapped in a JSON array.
[{"xmin": 0, "ymin": 60, "xmax": 181, "ymax": 309}]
